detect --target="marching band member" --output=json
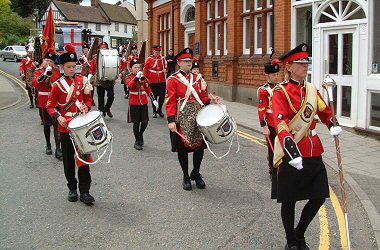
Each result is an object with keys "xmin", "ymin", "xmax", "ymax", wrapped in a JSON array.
[
  {"xmin": 257, "ymin": 60, "xmax": 280, "ymax": 178},
  {"xmin": 166, "ymin": 48, "xmax": 211, "ymax": 191},
  {"xmin": 32, "ymin": 49, "xmax": 62, "ymax": 159},
  {"xmin": 88, "ymin": 42, "xmax": 115, "ymax": 118},
  {"xmin": 166, "ymin": 48, "xmax": 176, "ymax": 77},
  {"xmin": 79, "ymin": 43, "xmax": 95, "ymax": 106},
  {"xmin": 126, "ymin": 58, "xmax": 158, "ymax": 150},
  {"xmin": 144, "ymin": 45, "xmax": 167, "ymax": 118},
  {"xmin": 46, "ymin": 44, "xmax": 95, "ymax": 204},
  {"xmin": 119, "ymin": 49, "xmax": 129, "ymax": 98},
  {"xmin": 20, "ymin": 48, "xmax": 39, "ymax": 108},
  {"xmin": 271, "ymin": 43, "xmax": 342, "ymax": 250},
  {"xmin": 127, "ymin": 42, "xmax": 139, "ymax": 68}
]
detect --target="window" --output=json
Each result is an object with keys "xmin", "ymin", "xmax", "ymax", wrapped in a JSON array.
[
  {"xmin": 295, "ymin": 6, "xmax": 312, "ymax": 54},
  {"xmin": 124, "ymin": 24, "xmax": 128, "ymax": 33},
  {"xmin": 370, "ymin": 93, "xmax": 380, "ymax": 127},
  {"xmin": 244, "ymin": 0, "xmax": 250, "ymax": 12},
  {"xmin": 254, "ymin": 15, "xmax": 262, "ymax": 54},
  {"xmin": 159, "ymin": 14, "xmax": 170, "ymax": 55},
  {"xmin": 84, "ymin": 23, "xmax": 88, "ymax": 28},
  {"xmin": 267, "ymin": 0, "xmax": 273, "ymax": 7},
  {"xmin": 224, "ymin": 22, "xmax": 228, "ymax": 54},
  {"xmin": 185, "ymin": 6, "xmax": 195, "ymax": 22},
  {"xmin": 96, "ymin": 23, "xmax": 101, "ymax": 31},
  {"xmin": 373, "ymin": 0, "xmax": 380, "ymax": 73},
  {"xmin": 115, "ymin": 22, "xmax": 119, "ymax": 32},
  {"xmin": 255, "ymin": 0, "xmax": 262, "ymax": 10},
  {"xmin": 243, "ymin": 17, "xmax": 250, "ymax": 54},
  {"xmin": 207, "ymin": 1, "xmax": 212, "ymax": 20},
  {"xmin": 132, "ymin": 26, "xmax": 136, "ymax": 33},
  {"xmin": 224, "ymin": 0, "xmax": 228, "ymax": 16},
  {"xmin": 215, "ymin": 22, "xmax": 220, "ymax": 55},
  {"xmin": 207, "ymin": 24, "xmax": 212, "ymax": 55},
  {"xmin": 215, "ymin": 0, "xmax": 220, "ymax": 18},
  {"xmin": 267, "ymin": 13, "xmax": 273, "ymax": 54}
]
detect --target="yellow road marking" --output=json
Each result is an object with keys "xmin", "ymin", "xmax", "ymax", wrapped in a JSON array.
[
  {"xmin": 319, "ymin": 204, "xmax": 330, "ymax": 250},
  {"xmin": 329, "ymin": 186, "xmax": 349, "ymax": 250},
  {"xmin": 0, "ymin": 69, "xmax": 28, "ymax": 94},
  {"xmin": 237, "ymin": 130, "xmax": 267, "ymax": 146}
]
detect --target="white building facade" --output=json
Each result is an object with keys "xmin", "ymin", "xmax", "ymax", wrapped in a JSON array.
[{"xmin": 293, "ymin": 0, "xmax": 380, "ymax": 132}]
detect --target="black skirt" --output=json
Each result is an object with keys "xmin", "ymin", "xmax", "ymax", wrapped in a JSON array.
[
  {"xmin": 169, "ymin": 123, "xmax": 206, "ymax": 153},
  {"xmin": 271, "ymin": 156, "xmax": 330, "ymax": 203},
  {"xmin": 128, "ymin": 104, "xmax": 149, "ymax": 123}
]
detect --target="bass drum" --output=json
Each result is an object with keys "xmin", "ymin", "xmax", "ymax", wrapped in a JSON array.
[{"xmin": 97, "ymin": 49, "xmax": 119, "ymax": 81}]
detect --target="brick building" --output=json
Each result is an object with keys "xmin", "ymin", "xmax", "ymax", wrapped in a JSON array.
[{"xmin": 144, "ymin": 0, "xmax": 291, "ymax": 104}]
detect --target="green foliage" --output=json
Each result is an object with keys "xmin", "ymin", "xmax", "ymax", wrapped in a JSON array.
[
  {"xmin": 59, "ymin": 0, "xmax": 83, "ymax": 4},
  {"xmin": 10, "ymin": 0, "xmax": 50, "ymax": 19},
  {"xmin": 0, "ymin": 0, "xmax": 34, "ymax": 47}
]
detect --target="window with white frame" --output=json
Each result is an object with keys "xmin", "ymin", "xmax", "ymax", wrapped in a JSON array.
[
  {"xmin": 124, "ymin": 24, "xmax": 127, "ymax": 33},
  {"xmin": 224, "ymin": 21, "xmax": 228, "ymax": 54},
  {"xmin": 224, "ymin": 0, "xmax": 228, "ymax": 16},
  {"xmin": 84, "ymin": 23, "xmax": 88, "ymax": 28},
  {"xmin": 207, "ymin": 24, "xmax": 212, "ymax": 55},
  {"xmin": 254, "ymin": 15, "xmax": 262, "ymax": 54},
  {"xmin": 267, "ymin": 0, "xmax": 273, "ymax": 7},
  {"xmin": 207, "ymin": 1, "xmax": 212, "ymax": 20},
  {"xmin": 215, "ymin": 22, "xmax": 220, "ymax": 55},
  {"xmin": 96, "ymin": 23, "xmax": 101, "ymax": 31},
  {"xmin": 115, "ymin": 22, "xmax": 119, "ymax": 32},
  {"xmin": 244, "ymin": 0, "xmax": 250, "ymax": 12},
  {"xmin": 373, "ymin": 0, "xmax": 380, "ymax": 73},
  {"xmin": 215, "ymin": 0, "xmax": 220, "ymax": 18},
  {"xmin": 243, "ymin": 17, "xmax": 250, "ymax": 54},
  {"xmin": 159, "ymin": 14, "xmax": 170, "ymax": 54},
  {"xmin": 267, "ymin": 13, "xmax": 273, "ymax": 53},
  {"xmin": 255, "ymin": 0, "xmax": 262, "ymax": 10},
  {"xmin": 295, "ymin": 6, "xmax": 312, "ymax": 54},
  {"xmin": 132, "ymin": 25, "xmax": 136, "ymax": 33}
]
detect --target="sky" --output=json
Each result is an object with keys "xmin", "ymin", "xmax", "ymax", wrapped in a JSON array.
[{"xmin": 81, "ymin": 0, "xmax": 134, "ymax": 6}]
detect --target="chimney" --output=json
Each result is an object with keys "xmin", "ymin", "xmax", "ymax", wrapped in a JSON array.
[{"xmin": 91, "ymin": 0, "xmax": 99, "ymax": 7}]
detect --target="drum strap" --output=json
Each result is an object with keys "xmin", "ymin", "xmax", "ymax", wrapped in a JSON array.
[
  {"xmin": 60, "ymin": 78, "xmax": 82, "ymax": 109},
  {"xmin": 178, "ymin": 73, "xmax": 204, "ymax": 112}
]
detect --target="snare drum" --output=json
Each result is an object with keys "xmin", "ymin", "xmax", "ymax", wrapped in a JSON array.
[
  {"xmin": 97, "ymin": 49, "xmax": 119, "ymax": 81},
  {"xmin": 68, "ymin": 111, "xmax": 112, "ymax": 154},
  {"xmin": 196, "ymin": 104, "xmax": 236, "ymax": 144}
]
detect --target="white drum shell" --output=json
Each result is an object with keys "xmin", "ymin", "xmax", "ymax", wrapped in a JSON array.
[
  {"xmin": 68, "ymin": 111, "xmax": 112, "ymax": 154},
  {"xmin": 196, "ymin": 104, "xmax": 236, "ymax": 144},
  {"xmin": 97, "ymin": 49, "xmax": 119, "ymax": 81}
]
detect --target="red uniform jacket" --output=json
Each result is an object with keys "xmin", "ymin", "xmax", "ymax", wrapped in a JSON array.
[
  {"xmin": 166, "ymin": 71, "xmax": 210, "ymax": 124},
  {"xmin": 120, "ymin": 57, "xmax": 128, "ymax": 73},
  {"xmin": 127, "ymin": 55, "xmax": 139, "ymax": 68},
  {"xmin": 271, "ymin": 79, "xmax": 334, "ymax": 159},
  {"xmin": 89, "ymin": 55, "xmax": 97, "ymax": 75},
  {"xmin": 126, "ymin": 74, "xmax": 153, "ymax": 105},
  {"xmin": 46, "ymin": 75, "xmax": 93, "ymax": 133},
  {"xmin": 19, "ymin": 56, "xmax": 36, "ymax": 81},
  {"xmin": 32, "ymin": 67, "xmax": 61, "ymax": 108},
  {"xmin": 257, "ymin": 82, "xmax": 276, "ymax": 127},
  {"xmin": 144, "ymin": 55, "xmax": 167, "ymax": 83}
]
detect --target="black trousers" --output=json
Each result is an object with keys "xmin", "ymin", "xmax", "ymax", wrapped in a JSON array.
[
  {"xmin": 60, "ymin": 132, "xmax": 91, "ymax": 193},
  {"xmin": 266, "ymin": 125, "xmax": 277, "ymax": 174},
  {"xmin": 150, "ymin": 82, "xmax": 166, "ymax": 113},
  {"xmin": 97, "ymin": 85, "xmax": 115, "ymax": 112}
]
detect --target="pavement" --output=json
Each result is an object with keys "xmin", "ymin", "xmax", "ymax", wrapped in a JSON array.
[{"xmin": 0, "ymin": 73, "xmax": 379, "ymax": 248}]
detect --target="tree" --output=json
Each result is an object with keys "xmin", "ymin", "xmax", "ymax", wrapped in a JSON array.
[
  {"xmin": 10, "ymin": 0, "xmax": 49, "ymax": 18},
  {"xmin": 58, "ymin": 0, "xmax": 83, "ymax": 4}
]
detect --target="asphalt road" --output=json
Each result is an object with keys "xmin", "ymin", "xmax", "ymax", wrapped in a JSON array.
[{"xmin": 0, "ymin": 60, "xmax": 376, "ymax": 249}]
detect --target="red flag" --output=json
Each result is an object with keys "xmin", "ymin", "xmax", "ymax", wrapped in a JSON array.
[{"xmin": 42, "ymin": 6, "xmax": 56, "ymax": 56}]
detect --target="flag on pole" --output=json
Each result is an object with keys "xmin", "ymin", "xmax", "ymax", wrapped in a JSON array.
[{"xmin": 42, "ymin": 6, "xmax": 56, "ymax": 55}]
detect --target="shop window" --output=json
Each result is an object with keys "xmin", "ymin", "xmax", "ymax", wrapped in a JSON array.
[
  {"xmin": 254, "ymin": 15, "xmax": 262, "ymax": 54},
  {"xmin": 373, "ymin": 0, "xmax": 380, "ymax": 73},
  {"xmin": 243, "ymin": 17, "xmax": 250, "ymax": 54}
]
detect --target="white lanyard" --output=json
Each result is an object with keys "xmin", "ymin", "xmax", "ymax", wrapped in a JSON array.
[
  {"xmin": 178, "ymin": 73, "xmax": 204, "ymax": 112},
  {"xmin": 60, "ymin": 78, "xmax": 82, "ymax": 109}
]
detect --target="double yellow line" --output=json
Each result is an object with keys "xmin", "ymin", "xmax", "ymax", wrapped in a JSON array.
[
  {"xmin": 237, "ymin": 129, "xmax": 348, "ymax": 250},
  {"xmin": 0, "ymin": 69, "xmax": 28, "ymax": 94}
]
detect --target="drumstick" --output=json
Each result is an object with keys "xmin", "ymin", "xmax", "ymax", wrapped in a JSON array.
[
  {"xmin": 175, "ymin": 131, "xmax": 190, "ymax": 144},
  {"xmin": 210, "ymin": 93, "xmax": 224, "ymax": 110}
]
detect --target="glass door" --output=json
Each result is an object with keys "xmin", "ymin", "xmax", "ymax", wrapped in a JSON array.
[{"xmin": 323, "ymin": 29, "xmax": 356, "ymax": 126}]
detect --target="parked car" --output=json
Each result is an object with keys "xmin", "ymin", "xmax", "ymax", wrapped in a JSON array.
[{"xmin": 0, "ymin": 46, "xmax": 27, "ymax": 62}]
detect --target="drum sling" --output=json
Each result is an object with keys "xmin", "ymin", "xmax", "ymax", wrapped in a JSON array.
[{"xmin": 273, "ymin": 82, "xmax": 318, "ymax": 167}]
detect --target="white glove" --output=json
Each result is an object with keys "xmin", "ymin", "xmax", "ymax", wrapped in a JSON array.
[
  {"xmin": 330, "ymin": 126, "xmax": 342, "ymax": 137},
  {"xmin": 289, "ymin": 157, "xmax": 303, "ymax": 170},
  {"xmin": 44, "ymin": 65, "xmax": 52, "ymax": 76},
  {"xmin": 88, "ymin": 74, "xmax": 93, "ymax": 83},
  {"xmin": 136, "ymin": 71, "xmax": 143, "ymax": 79},
  {"xmin": 153, "ymin": 100, "xmax": 159, "ymax": 109}
]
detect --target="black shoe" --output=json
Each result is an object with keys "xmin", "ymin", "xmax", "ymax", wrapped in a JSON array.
[
  {"xmin": 152, "ymin": 112, "xmax": 158, "ymax": 118},
  {"xmin": 158, "ymin": 111, "xmax": 165, "ymax": 118},
  {"xmin": 106, "ymin": 110, "xmax": 113, "ymax": 118},
  {"xmin": 295, "ymin": 237, "xmax": 309, "ymax": 250},
  {"xmin": 284, "ymin": 245, "xmax": 299, "ymax": 250},
  {"xmin": 80, "ymin": 192, "xmax": 95, "ymax": 204},
  {"xmin": 55, "ymin": 148, "xmax": 63, "ymax": 160},
  {"xmin": 40, "ymin": 120, "xmax": 44, "ymax": 125},
  {"xmin": 134, "ymin": 141, "xmax": 142, "ymax": 150},
  {"xmin": 46, "ymin": 145, "xmax": 52, "ymax": 155},
  {"xmin": 138, "ymin": 135, "xmax": 144, "ymax": 146},
  {"xmin": 124, "ymin": 94, "xmax": 128, "ymax": 99},
  {"xmin": 190, "ymin": 172, "xmax": 206, "ymax": 189},
  {"xmin": 182, "ymin": 176, "xmax": 192, "ymax": 191},
  {"xmin": 29, "ymin": 104, "xmax": 34, "ymax": 108},
  {"xmin": 102, "ymin": 111, "xmax": 106, "ymax": 117},
  {"xmin": 68, "ymin": 190, "xmax": 78, "ymax": 202}
]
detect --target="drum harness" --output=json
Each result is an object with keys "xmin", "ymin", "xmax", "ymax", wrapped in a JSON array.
[
  {"xmin": 177, "ymin": 73, "xmax": 239, "ymax": 159},
  {"xmin": 60, "ymin": 78, "xmax": 113, "ymax": 165}
]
